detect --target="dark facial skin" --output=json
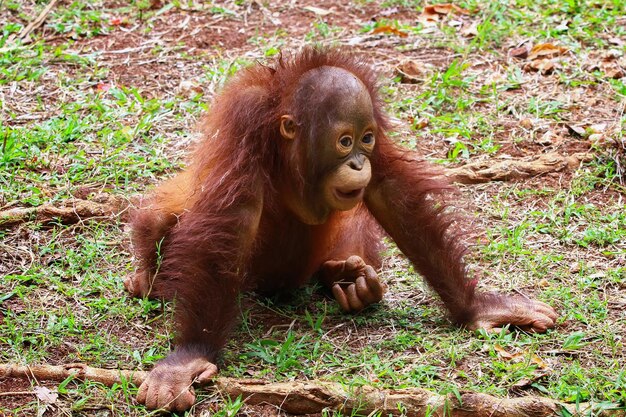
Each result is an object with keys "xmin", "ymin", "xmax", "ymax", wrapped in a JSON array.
[{"xmin": 280, "ymin": 66, "xmax": 377, "ymax": 224}]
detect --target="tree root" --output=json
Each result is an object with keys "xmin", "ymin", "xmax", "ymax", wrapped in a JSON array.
[
  {"xmin": 0, "ymin": 153, "xmax": 592, "ymax": 227},
  {"xmin": 1, "ymin": 363, "xmax": 623, "ymax": 416},
  {"xmin": 0, "ymin": 195, "xmax": 129, "ymax": 228},
  {"xmin": 444, "ymin": 152, "xmax": 594, "ymax": 184}
]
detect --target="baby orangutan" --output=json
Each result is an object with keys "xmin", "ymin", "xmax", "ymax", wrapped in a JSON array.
[{"xmin": 127, "ymin": 47, "xmax": 558, "ymax": 412}]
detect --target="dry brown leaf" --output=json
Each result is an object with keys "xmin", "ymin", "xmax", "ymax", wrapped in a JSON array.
[
  {"xmin": 34, "ymin": 386, "xmax": 58, "ymax": 404},
  {"xmin": 494, "ymin": 344, "xmax": 514, "ymax": 359},
  {"xmin": 510, "ymin": 45, "xmax": 530, "ymax": 59},
  {"xmin": 530, "ymin": 354, "xmax": 550, "ymax": 369},
  {"xmin": 528, "ymin": 43, "xmax": 568, "ymax": 60},
  {"xmin": 430, "ymin": 3, "xmax": 470, "ymax": 15},
  {"xmin": 589, "ymin": 133, "xmax": 607, "ymax": 145},
  {"xmin": 605, "ymin": 67, "xmax": 625, "ymax": 79},
  {"xmin": 461, "ymin": 21, "xmax": 479, "ymax": 37},
  {"xmin": 537, "ymin": 130, "xmax": 554, "ymax": 145},
  {"xmin": 372, "ymin": 25, "xmax": 408, "ymax": 37},
  {"xmin": 302, "ymin": 6, "xmax": 333, "ymax": 16},
  {"xmin": 418, "ymin": 3, "xmax": 470, "ymax": 26},
  {"xmin": 396, "ymin": 60, "xmax": 427, "ymax": 83},
  {"xmin": 589, "ymin": 123, "xmax": 607, "ymax": 133},
  {"xmin": 495, "ymin": 345, "xmax": 551, "ymax": 370},
  {"xmin": 523, "ymin": 59, "xmax": 555, "ymax": 75},
  {"xmin": 414, "ymin": 118, "xmax": 429, "ymax": 129},
  {"xmin": 566, "ymin": 124, "xmax": 586, "ymax": 137},
  {"xmin": 519, "ymin": 118, "xmax": 534, "ymax": 129}
]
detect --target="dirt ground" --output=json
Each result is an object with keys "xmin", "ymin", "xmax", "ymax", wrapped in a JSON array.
[{"xmin": 1, "ymin": 0, "xmax": 625, "ymax": 416}]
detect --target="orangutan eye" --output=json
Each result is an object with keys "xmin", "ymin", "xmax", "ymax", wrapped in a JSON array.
[
  {"xmin": 362, "ymin": 133, "xmax": 374, "ymax": 145},
  {"xmin": 339, "ymin": 136, "xmax": 353, "ymax": 148}
]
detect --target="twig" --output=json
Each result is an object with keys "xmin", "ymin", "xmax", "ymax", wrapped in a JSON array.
[
  {"xmin": 0, "ymin": 152, "xmax": 593, "ymax": 228},
  {"xmin": 7, "ymin": 0, "xmax": 59, "ymax": 45},
  {"xmin": 443, "ymin": 152, "xmax": 594, "ymax": 184},
  {"xmin": 1, "ymin": 363, "xmax": 624, "ymax": 416},
  {"xmin": 0, "ymin": 195, "xmax": 130, "ymax": 228}
]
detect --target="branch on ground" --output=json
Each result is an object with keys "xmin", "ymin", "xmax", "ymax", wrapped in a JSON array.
[
  {"xmin": 0, "ymin": 152, "xmax": 593, "ymax": 227},
  {"xmin": 7, "ymin": 0, "xmax": 59, "ymax": 45},
  {"xmin": 1, "ymin": 363, "xmax": 623, "ymax": 417},
  {"xmin": 444, "ymin": 152, "xmax": 594, "ymax": 184},
  {"xmin": 0, "ymin": 195, "xmax": 130, "ymax": 228}
]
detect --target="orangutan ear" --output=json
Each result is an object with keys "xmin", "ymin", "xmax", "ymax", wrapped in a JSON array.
[{"xmin": 280, "ymin": 115, "xmax": 297, "ymax": 140}]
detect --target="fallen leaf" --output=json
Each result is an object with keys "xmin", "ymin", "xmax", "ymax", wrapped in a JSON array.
[
  {"xmin": 554, "ymin": 20, "xmax": 569, "ymax": 32},
  {"xmin": 605, "ymin": 67, "xmax": 625, "ymax": 79},
  {"xmin": 96, "ymin": 82, "xmax": 113, "ymax": 92},
  {"xmin": 530, "ymin": 353, "xmax": 550, "ymax": 369},
  {"xmin": 523, "ymin": 59, "xmax": 555, "ymax": 75},
  {"xmin": 413, "ymin": 118, "xmax": 429, "ymax": 129},
  {"xmin": 178, "ymin": 80, "xmax": 203, "ymax": 98},
  {"xmin": 510, "ymin": 45, "xmax": 530, "ymax": 59},
  {"xmin": 566, "ymin": 124, "xmax": 586, "ymax": 137},
  {"xmin": 589, "ymin": 123, "xmax": 607, "ymax": 133},
  {"xmin": 494, "ymin": 344, "xmax": 514, "ymax": 359},
  {"xmin": 302, "ymin": 6, "xmax": 333, "ymax": 16},
  {"xmin": 34, "ymin": 386, "xmax": 58, "ymax": 404},
  {"xmin": 519, "ymin": 118, "xmax": 534, "ymax": 129},
  {"xmin": 602, "ymin": 50, "xmax": 621, "ymax": 61},
  {"xmin": 418, "ymin": 3, "xmax": 471, "ymax": 26},
  {"xmin": 372, "ymin": 25, "xmax": 408, "ymax": 37},
  {"xmin": 495, "ymin": 345, "xmax": 551, "ymax": 370},
  {"xmin": 537, "ymin": 130, "xmax": 554, "ymax": 145},
  {"xmin": 430, "ymin": 3, "xmax": 470, "ymax": 15},
  {"xmin": 396, "ymin": 60, "xmax": 427, "ymax": 83},
  {"xmin": 461, "ymin": 21, "xmax": 479, "ymax": 37},
  {"xmin": 589, "ymin": 133, "xmax": 605, "ymax": 145},
  {"xmin": 528, "ymin": 43, "xmax": 567, "ymax": 60}
]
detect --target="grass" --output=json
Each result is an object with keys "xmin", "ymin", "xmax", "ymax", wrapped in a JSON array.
[{"xmin": 1, "ymin": 0, "xmax": 625, "ymax": 416}]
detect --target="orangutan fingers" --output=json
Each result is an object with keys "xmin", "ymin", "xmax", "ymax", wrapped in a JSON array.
[
  {"xmin": 143, "ymin": 381, "xmax": 159, "ymax": 410},
  {"xmin": 364, "ymin": 265, "xmax": 386, "ymax": 299},
  {"xmin": 332, "ymin": 283, "xmax": 351, "ymax": 312},
  {"xmin": 196, "ymin": 363, "xmax": 219, "ymax": 384},
  {"xmin": 528, "ymin": 314, "xmax": 557, "ymax": 333},
  {"xmin": 170, "ymin": 386, "xmax": 195, "ymax": 412},
  {"xmin": 331, "ymin": 262, "xmax": 385, "ymax": 312},
  {"xmin": 536, "ymin": 302, "xmax": 559, "ymax": 321},
  {"xmin": 137, "ymin": 380, "xmax": 148, "ymax": 405},
  {"xmin": 344, "ymin": 255, "xmax": 366, "ymax": 278},
  {"xmin": 345, "ymin": 255, "xmax": 366, "ymax": 270},
  {"xmin": 345, "ymin": 283, "xmax": 365, "ymax": 311},
  {"xmin": 355, "ymin": 276, "xmax": 376, "ymax": 304}
]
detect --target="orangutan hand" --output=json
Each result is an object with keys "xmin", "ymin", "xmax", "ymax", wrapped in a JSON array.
[
  {"xmin": 468, "ymin": 292, "xmax": 558, "ymax": 333},
  {"xmin": 137, "ymin": 354, "xmax": 217, "ymax": 412},
  {"xmin": 328, "ymin": 256, "xmax": 388, "ymax": 313}
]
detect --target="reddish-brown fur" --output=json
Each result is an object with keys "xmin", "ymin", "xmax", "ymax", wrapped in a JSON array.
[
  {"xmin": 130, "ymin": 47, "xmax": 557, "ymax": 411},
  {"xmin": 132, "ymin": 48, "xmax": 473, "ymax": 355}
]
